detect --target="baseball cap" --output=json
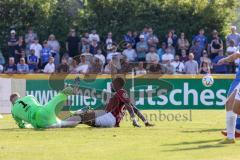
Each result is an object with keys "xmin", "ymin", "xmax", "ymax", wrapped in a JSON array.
[
  {"xmin": 10, "ymin": 30, "xmax": 16, "ymax": 34},
  {"xmin": 139, "ymin": 34, "xmax": 144, "ymax": 39}
]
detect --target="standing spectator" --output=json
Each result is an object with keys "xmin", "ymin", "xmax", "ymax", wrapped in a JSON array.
[
  {"xmin": 27, "ymin": 49, "xmax": 38, "ymax": 73},
  {"xmin": 177, "ymin": 32, "xmax": 190, "ymax": 54},
  {"xmin": 122, "ymin": 43, "xmax": 137, "ymax": 62},
  {"xmin": 226, "ymin": 26, "xmax": 240, "ymax": 47},
  {"xmin": 25, "ymin": 27, "xmax": 37, "ymax": 54},
  {"xmin": 133, "ymin": 31, "xmax": 140, "ymax": 48},
  {"xmin": 7, "ymin": 30, "xmax": 18, "ymax": 57},
  {"xmin": 81, "ymin": 32, "xmax": 90, "ymax": 53},
  {"xmin": 15, "ymin": 36, "xmax": 26, "ymax": 63},
  {"xmin": 40, "ymin": 41, "xmax": 51, "ymax": 69},
  {"xmin": 136, "ymin": 35, "xmax": 148, "ymax": 61},
  {"xmin": 90, "ymin": 39, "xmax": 99, "ymax": 55},
  {"xmin": 94, "ymin": 49, "xmax": 106, "ymax": 65},
  {"xmin": 43, "ymin": 57, "xmax": 55, "ymax": 73},
  {"xmin": 171, "ymin": 55, "xmax": 185, "ymax": 74},
  {"xmin": 184, "ymin": 53, "xmax": 198, "ymax": 74},
  {"xmin": 30, "ymin": 38, "xmax": 42, "ymax": 59},
  {"xmin": 180, "ymin": 50, "xmax": 188, "ymax": 63},
  {"xmin": 106, "ymin": 32, "xmax": 113, "ymax": 50},
  {"xmin": 66, "ymin": 28, "xmax": 80, "ymax": 58},
  {"xmin": 57, "ymin": 57, "xmax": 69, "ymax": 73},
  {"xmin": 0, "ymin": 64, "xmax": 3, "ymax": 73},
  {"xmin": 88, "ymin": 58, "xmax": 102, "ymax": 74},
  {"xmin": 147, "ymin": 28, "xmax": 159, "ymax": 48},
  {"xmin": 157, "ymin": 42, "xmax": 167, "ymax": 62},
  {"xmin": 199, "ymin": 61, "xmax": 211, "ymax": 74},
  {"xmin": 164, "ymin": 31, "xmax": 176, "ymax": 55},
  {"xmin": 47, "ymin": 34, "xmax": 60, "ymax": 66},
  {"xmin": 0, "ymin": 50, "xmax": 5, "ymax": 66},
  {"xmin": 124, "ymin": 31, "xmax": 135, "ymax": 46},
  {"xmin": 17, "ymin": 58, "xmax": 29, "ymax": 74},
  {"xmin": 5, "ymin": 57, "xmax": 17, "ymax": 73},
  {"xmin": 189, "ymin": 40, "xmax": 204, "ymax": 63},
  {"xmin": 141, "ymin": 27, "xmax": 149, "ymax": 42},
  {"xmin": 210, "ymin": 30, "xmax": 223, "ymax": 60},
  {"xmin": 212, "ymin": 50, "xmax": 228, "ymax": 74},
  {"xmin": 89, "ymin": 30, "xmax": 100, "ymax": 43},
  {"xmin": 146, "ymin": 47, "xmax": 159, "ymax": 64},
  {"xmin": 135, "ymin": 61, "xmax": 147, "ymax": 75},
  {"xmin": 162, "ymin": 48, "xmax": 174, "ymax": 64},
  {"xmin": 226, "ymin": 39, "xmax": 238, "ymax": 55},
  {"xmin": 192, "ymin": 29, "xmax": 207, "ymax": 49}
]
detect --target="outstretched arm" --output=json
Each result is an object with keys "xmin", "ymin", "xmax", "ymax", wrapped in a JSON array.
[{"xmin": 218, "ymin": 53, "xmax": 240, "ymax": 65}]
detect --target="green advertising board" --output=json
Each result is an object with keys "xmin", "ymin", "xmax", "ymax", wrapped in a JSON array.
[{"xmin": 24, "ymin": 74, "xmax": 233, "ymax": 110}]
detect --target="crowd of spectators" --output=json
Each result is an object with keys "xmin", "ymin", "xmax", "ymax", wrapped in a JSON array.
[{"xmin": 0, "ymin": 26, "xmax": 240, "ymax": 75}]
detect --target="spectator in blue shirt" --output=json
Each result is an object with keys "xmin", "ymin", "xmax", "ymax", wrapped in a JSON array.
[
  {"xmin": 5, "ymin": 57, "xmax": 17, "ymax": 73},
  {"xmin": 136, "ymin": 35, "xmax": 148, "ymax": 61},
  {"xmin": 17, "ymin": 58, "xmax": 29, "ymax": 73},
  {"xmin": 157, "ymin": 42, "xmax": 167, "ymax": 62},
  {"xmin": 28, "ymin": 49, "xmax": 38, "ymax": 72},
  {"xmin": 192, "ymin": 29, "xmax": 207, "ymax": 49},
  {"xmin": 40, "ymin": 40, "xmax": 51, "ymax": 69},
  {"xmin": 212, "ymin": 50, "xmax": 227, "ymax": 74},
  {"xmin": 124, "ymin": 31, "xmax": 135, "ymax": 46}
]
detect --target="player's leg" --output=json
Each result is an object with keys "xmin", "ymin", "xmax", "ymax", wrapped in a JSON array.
[{"xmin": 131, "ymin": 105, "xmax": 154, "ymax": 127}]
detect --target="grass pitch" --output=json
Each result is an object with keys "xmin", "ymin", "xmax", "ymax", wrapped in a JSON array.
[{"xmin": 0, "ymin": 110, "xmax": 240, "ymax": 160}]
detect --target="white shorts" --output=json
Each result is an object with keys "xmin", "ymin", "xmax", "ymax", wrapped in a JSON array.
[
  {"xmin": 234, "ymin": 83, "xmax": 240, "ymax": 101},
  {"xmin": 95, "ymin": 112, "xmax": 116, "ymax": 128}
]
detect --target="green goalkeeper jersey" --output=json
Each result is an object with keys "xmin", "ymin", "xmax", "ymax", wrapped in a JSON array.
[{"xmin": 11, "ymin": 95, "xmax": 42, "ymax": 128}]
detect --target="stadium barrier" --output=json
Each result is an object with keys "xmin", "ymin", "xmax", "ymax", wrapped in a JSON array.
[{"xmin": 0, "ymin": 74, "xmax": 235, "ymax": 113}]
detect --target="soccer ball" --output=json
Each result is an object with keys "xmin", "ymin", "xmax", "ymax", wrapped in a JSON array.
[{"xmin": 202, "ymin": 75, "xmax": 214, "ymax": 87}]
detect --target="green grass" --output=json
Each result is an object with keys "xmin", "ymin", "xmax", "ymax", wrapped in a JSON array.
[{"xmin": 0, "ymin": 110, "xmax": 240, "ymax": 160}]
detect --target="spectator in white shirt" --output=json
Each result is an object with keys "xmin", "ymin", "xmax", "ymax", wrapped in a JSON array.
[
  {"xmin": 76, "ymin": 55, "xmax": 89, "ymax": 74},
  {"xmin": 162, "ymin": 48, "xmax": 174, "ymax": 64},
  {"xmin": 89, "ymin": 30, "xmax": 100, "ymax": 42},
  {"xmin": 146, "ymin": 47, "xmax": 159, "ymax": 64},
  {"xmin": 135, "ymin": 61, "xmax": 147, "ymax": 75},
  {"xmin": 184, "ymin": 53, "xmax": 199, "ymax": 74},
  {"xmin": 122, "ymin": 43, "xmax": 137, "ymax": 62},
  {"xmin": 226, "ymin": 39, "xmax": 238, "ymax": 55},
  {"xmin": 106, "ymin": 32, "xmax": 113, "ymax": 50},
  {"xmin": 81, "ymin": 47, "xmax": 93, "ymax": 63},
  {"xmin": 43, "ymin": 57, "xmax": 55, "ymax": 73},
  {"xmin": 171, "ymin": 55, "xmax": 185, "ymax": 74},
  {"xmin": 94, "ymin": 49, "xmax": 106, "ymax": 65},
  {"xmin": 30, "ymin": 38, "xmax": 42, "ymax": 59}
]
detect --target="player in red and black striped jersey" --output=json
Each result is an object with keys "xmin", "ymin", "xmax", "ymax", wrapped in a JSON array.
[{"xmin": 76, "ymin": 77, "xmax": 154, "ymax": 128}]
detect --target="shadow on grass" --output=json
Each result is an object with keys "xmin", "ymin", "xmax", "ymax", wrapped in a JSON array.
[
  {"xmin": 162, "ymin": 139, "xmax": 222, "ymax": 146},
  {"xmin": 163, "ymin": 144, "xmax": 225, "ymax": 152},
  {"xmin": 181, "ymin": 128, "xmax": 223, "ymax": 133}
]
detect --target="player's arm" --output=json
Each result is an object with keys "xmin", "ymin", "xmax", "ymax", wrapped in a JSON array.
[
  {"xmin": 218, "ymin": 53, "xmax": 240, "ymax": 64},
  {"xmin": 13, "ymin": 115, "xmax": 26, "ymax": 129}
]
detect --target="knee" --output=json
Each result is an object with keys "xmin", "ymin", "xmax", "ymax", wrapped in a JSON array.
[{"xmin": 233, "ymin": 107, "xmax": 240, "ymax": 115}]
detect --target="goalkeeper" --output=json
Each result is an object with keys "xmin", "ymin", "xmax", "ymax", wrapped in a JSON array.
[{"xmin": 10, "ymin": 86, "xmax": 81, "ymax": 129}]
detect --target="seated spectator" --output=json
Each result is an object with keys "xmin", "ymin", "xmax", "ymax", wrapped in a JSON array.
[
  {"xmin": 27, "ymin": 49, "xmax": 38, "ymax": 73},
  {"xmin": 69, "ymin": 58, "xmax": 79, "ymax": 73},
  {"xmin": 43, "ymin": 57, "xmax": 55, "ymax": 73},
  {"xmin": 25, "ymin": 27, "xmax": 38, "ymax": 53},
  {"xmin": 94, "ymin": 49, "xmax": 106, "ymax": 65},
  {"xmin": 157, "ymin": 42, "xmax": 167, "ymax": 62},
  {"xmin": 5, "ymin": 57, "xmax": 17, "ymax": 73},
  {"xmin": 164, "ymin": 31, "xmax": 176, "ymax": 55},
  {"xmin": 189, "ymin": 40, "xmax": 204, "ymax": 63},
  {"xmin": 89, "ymin": 30, "xmax": 100, "ymax": 43},
  {"xmin": 135, "ymin": 61, "xmax": 147, "ymax": 75},
  {"xmin": 184, "ymin": 53, "xmax": 198, "ymax": 74},
  {"xmin": 30, "ymin": 38, "xmax": 42, "ymax": 59},
  {"xmin": 76, "ymin": 55, "xmax": 89, "ymax": 74},
  {"xmin": 210, "ymin": 30, "xmax": 223, "ymax": 60},
  {"xmin": 122, "ymin": 43, "xmax": 137, "ymax": 62},
  {"xmin": 200, "ymin": 50, "xmax": 211, "ymax": 66},
  {"xmin": 119, "ymin": 57, "xmax": 132, "ymax": 74},
  {"xmin": 106, "ymin": 32, "xmax": 113, "ymax": 50},
  {"xmin": 162, "ymin": 48, "xmax": 174, "ymax": 64},
  {"xmin": 163, "ymin": 62, "xmax": 174, "ymax": 74},
  {"xmin": 81, "ymin": 32, "xmax": 90, "ymax": 53},
  {"xmin": 88, "ymin": 58, "xmax": 102, "ymax": 74},
  {"xmin": 199, "ymin": 61, "xmax": 211, "ymax": 74},
  {"xmin": 8, "ymin": 30, "xmax": 18, "ymax": 57},
  {"xmin": 136, "ymin": 35, "xmax": 148, "ymax": 61},
  {"xmin": 177, "ymin": 32, "xmax": 190, "ymax": 54},
  {"xmin": 171, "ymin": 55, "xmax": 185, "ymax": 74},
  {"xmin": 57, "ymin": 57, "xmax": 69, "ymax": 73},
  {"xmin": 124, "ymin": 31, "xmax": 135, "ymax": 46},
  {"xmin": 82, "ymin": 46, "xmax": 93, "ymax": 63},
  {"xmin": 90, "ymin": 39, "xmax": 99, "ymax": 55},
  {"xmin": 66, "ymin": 28, "xmax": 80, "ymax": 58},
  {"xmin": 212, "ymin": 50, "xmax": 228, "ymax": 74},
  {"xmin": 0, "ymin": 64, "xmax": 3, "ymax": 73},
  {"xmin": 47, "ymin": 34, "xmax": 60, "ymax": 65},
  {"xmin": 180, "ymin": 50, "xmax": 188, "ymax": 63},
  {"xmin": 0, "ymin": 50, "xmax": 5, "ymax": 66},
  {"xmin": 106, "ymin": 45, "xmax": 121, "ymax": 69},
  {"xmin": 17, "ymin": 58, "xmax": 29, "ymax": 74},
  {"xmin": 104, "ymin": 60, "xmax": 119, "ymax": 74},
  {"xmin": 146, "ymin": 47, "xmax": 159, "ymax": 64},
  {"xmin": 148, "ymin": 63, "xmax": 162, "ymax": 74},
  {"xmin": 226, "ymin": 39, "xmax": 238, "ymax": 55},
  {"xmin": 40, "ymin": 40, "xmax": 52, "ymax": 69},
  {"xmin": 147, "ymin": 28, "xmax": 159, "ymax": 48}
]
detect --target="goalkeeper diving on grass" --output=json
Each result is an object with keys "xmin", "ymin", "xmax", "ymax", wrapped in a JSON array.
[{"xmin": 10, "ymin": 85, "xmax": 82, "ymax": 129}]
